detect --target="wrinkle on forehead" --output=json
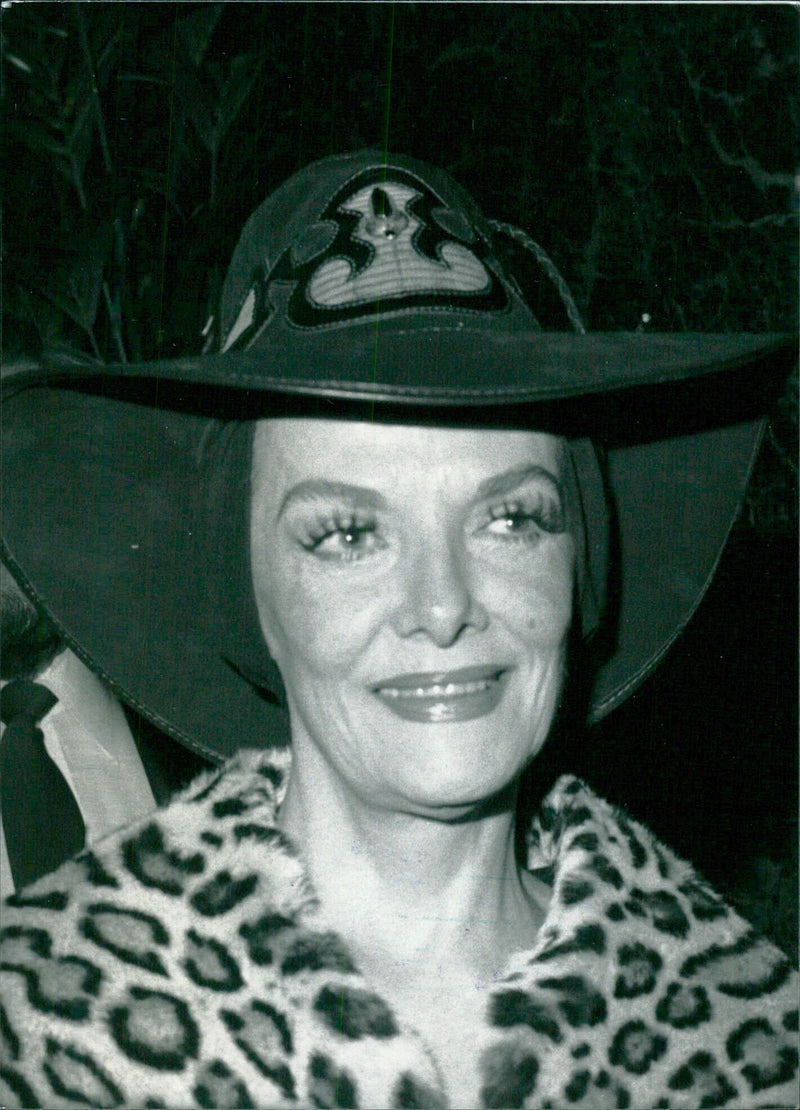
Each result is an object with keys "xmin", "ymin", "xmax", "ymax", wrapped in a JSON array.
[{"xmin": 251, "ymin": 418, "xmax": 566, "ymax": 508}]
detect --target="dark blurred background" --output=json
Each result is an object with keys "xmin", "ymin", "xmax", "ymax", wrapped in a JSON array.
[{"xmin": 2, "ymin": 2, "xmax": 797, "ymax": 955}]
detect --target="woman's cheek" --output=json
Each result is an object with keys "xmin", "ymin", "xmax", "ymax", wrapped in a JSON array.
[
  {"xmin": 273, "ymin": 566, "xmax": 382, "ymax": 678},
  {"xmin": 506, "ymin": 540, "xmax": 574, "ymax": 645},
  {"xmin": 528, "ymin": 580, "xmax": 573, "ymax": 644}
]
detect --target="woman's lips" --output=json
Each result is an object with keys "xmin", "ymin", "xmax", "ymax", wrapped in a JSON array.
[{"xmin": 373, "ymin": 666, "xmax": 512, "ymax": 723}]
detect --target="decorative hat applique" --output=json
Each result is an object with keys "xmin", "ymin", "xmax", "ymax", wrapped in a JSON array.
[{"xmin": 223, "ymin": 167, "xmax": 508, "ymax": 350}]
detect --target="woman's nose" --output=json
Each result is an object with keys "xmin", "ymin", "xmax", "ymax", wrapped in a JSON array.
[{"xmin": 391, "ymin": 535, "xmax": 489, "ymax": 647}]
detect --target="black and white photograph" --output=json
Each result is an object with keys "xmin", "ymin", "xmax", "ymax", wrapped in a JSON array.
[{"xmin": 1, "ymin": 4, "xmax": 797, "ymax": 1107}]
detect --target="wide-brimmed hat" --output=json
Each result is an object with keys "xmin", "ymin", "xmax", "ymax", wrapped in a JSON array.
[{"xmin": 1, "ymin": 149, "xmax": 793, "ymax": 764}]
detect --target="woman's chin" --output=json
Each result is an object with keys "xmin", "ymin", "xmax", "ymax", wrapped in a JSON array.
[
  {"xmin": 357, "ymin": 719, "xmax": 543, "ymax": 816},
  {"xmin": 373, "ymin": 698, "xmax": 550, "ymax": 764},
  {"xmin": 370, "ymin": 770, "xmax": 520, "ymax": 822}
]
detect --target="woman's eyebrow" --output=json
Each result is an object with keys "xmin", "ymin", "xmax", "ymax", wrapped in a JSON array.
[
  {"xmin": 476, "ymin": 464, "xmax": 563, "ymax": 502},
  {"xmin": 277, "ymin": 480, "xmax": 387, "ymax": 519}
]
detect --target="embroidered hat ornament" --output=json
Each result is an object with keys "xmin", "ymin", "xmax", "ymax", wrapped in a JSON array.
[{"xmin": 1, "ymin": 149, "xmax": 794, "ymax": 763}]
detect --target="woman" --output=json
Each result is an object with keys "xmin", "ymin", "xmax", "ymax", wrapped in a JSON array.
[{"xmin": 1, "ymin": 150, "xmax": 796, "ymax": 1109}]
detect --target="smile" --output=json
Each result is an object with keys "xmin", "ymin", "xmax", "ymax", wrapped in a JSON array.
[{"xmin": 373, "ymin": 666, "xmax": 511, "ymax": 723}]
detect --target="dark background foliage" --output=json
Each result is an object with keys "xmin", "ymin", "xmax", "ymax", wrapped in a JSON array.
[{"xmin": 2, "ymin": 2, "xmax": 797, "ymax": 954}]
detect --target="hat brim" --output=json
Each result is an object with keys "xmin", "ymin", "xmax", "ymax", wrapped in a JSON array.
[
  {"xmin": 30, "ymin": 330, "xmax": 793, "ymax": 411},
  {"xmin": 2, "ymin": 333, "xmax": 788, "ymax": 759}
]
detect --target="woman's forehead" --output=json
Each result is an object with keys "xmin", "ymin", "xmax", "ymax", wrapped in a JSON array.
[{"xmin": 252, "ymin": 418, "xmax": 564, "ymax": 487}]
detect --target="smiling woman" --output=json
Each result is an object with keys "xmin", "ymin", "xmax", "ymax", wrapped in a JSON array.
[
  {"xmin": 251, "ymin": 421, "xmax": 573, "ymax": 821},
  {"xmin": 0, "ymin": 150, "xmax": 797, "ymax": 1110}
]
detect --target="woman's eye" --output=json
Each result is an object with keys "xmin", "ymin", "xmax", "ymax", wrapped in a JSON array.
[
  {"xmin": 303, "ymin": 522, "xmax": 383, "ymax": 561},
  {"xmin": 485, "ymin": 512, "xmax": 543, "ymax": 539},
  {"xmin": 483, "ymin": 499, "xmax": 564, "ymax": 542}
]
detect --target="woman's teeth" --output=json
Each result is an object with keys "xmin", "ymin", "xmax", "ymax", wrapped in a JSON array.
[{"xmin": 378, "ymin": 678, "xmax": 495, "ymax": 699}]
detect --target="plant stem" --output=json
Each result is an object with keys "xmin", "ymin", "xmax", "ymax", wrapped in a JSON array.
[
  {"xmin": 103, "ymin": 281, "xmax": 128, "ymax": 363},
  {"xmin": 75, "ymin": 5, "xmax": 112, "ymax": 175}
]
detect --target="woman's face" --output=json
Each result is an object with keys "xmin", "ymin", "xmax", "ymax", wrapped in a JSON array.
[{"xmin": 251, "ymin": 419, "xmax": 575, "ymax": 817}]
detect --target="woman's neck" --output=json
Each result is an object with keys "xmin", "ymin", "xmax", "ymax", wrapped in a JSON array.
[{"xmin": 277, "ymin": 743, "xmax": 549, "ymax": 989}]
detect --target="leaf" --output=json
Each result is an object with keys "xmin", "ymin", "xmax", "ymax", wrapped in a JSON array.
[
  {"xmin": 4, "ymin": 52, "xmax": 33, "ymax": 75},
  {"xmin": 2, "ymin": 7, "xmax": 68, "ymax": 102},
  {"xmin": 5, "ymin": 118, "xmax": 68, "ymax": 159},
  {"xmin": 89, "ymin": 12, "xmax": 123, "ymax": 79},
  {"xmin": 177, "ymin": 64, "xmax": 217, "ymax": 153},
  {"xmin": 115, "ymin": 72, "xmax": 169, "ymax": 87},
  {"xmin": 18, "ymin": 220, "xmax": 109, "ymax": 337},
  {"xmin": 39, "ymin": 339, "xmax": 101, "ymax": 367},
  {"xmin": 212, "ymin": 54, "xmax": 262, "ymax": 151},
  {"xmin": 61, "ymin": 59, "xmax": 100, "ymax": 182},
  {"xmin": 16, "ymin": 286, "xmax": 65, "ymax": 349},
  {"xmin": 65, "ymin": 263, "xmax": 104, "ymax": 334},
  {"xmin": 176, "ymin": 4, "xmax": 223, "ymax": 69}
]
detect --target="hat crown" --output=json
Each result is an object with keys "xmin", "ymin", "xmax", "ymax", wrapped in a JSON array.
[{"xmin": 218, "ymin": 150, "xmax": 536, "ymax": 354}]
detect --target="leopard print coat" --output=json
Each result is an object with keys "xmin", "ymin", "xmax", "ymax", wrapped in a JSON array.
[{"xmin": 1, "ymin": 748, "xmax": 797, "ymax": 1109}]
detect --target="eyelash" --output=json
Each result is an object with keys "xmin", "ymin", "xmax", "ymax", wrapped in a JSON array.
[
  {"xmin": 298, "ymin": 496, "xmax": 563, "ymax": 562},
  {"xmin": 299, "ymin": 512, "xmax": 380, "ymax": 561},
  {"xmin": 485, "ymin": 497, "xmax": 564, "ymax": 540}
]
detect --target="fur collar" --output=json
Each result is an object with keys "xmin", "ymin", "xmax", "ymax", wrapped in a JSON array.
[{"xmin": 2, "ymin": 747, "xmax": 797, "ymax": 1109}]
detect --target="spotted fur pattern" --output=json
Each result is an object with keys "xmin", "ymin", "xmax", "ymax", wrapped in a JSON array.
[{"xmin": 1, "ymin": 750, "xmax": 797, "ymax": 1108}]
